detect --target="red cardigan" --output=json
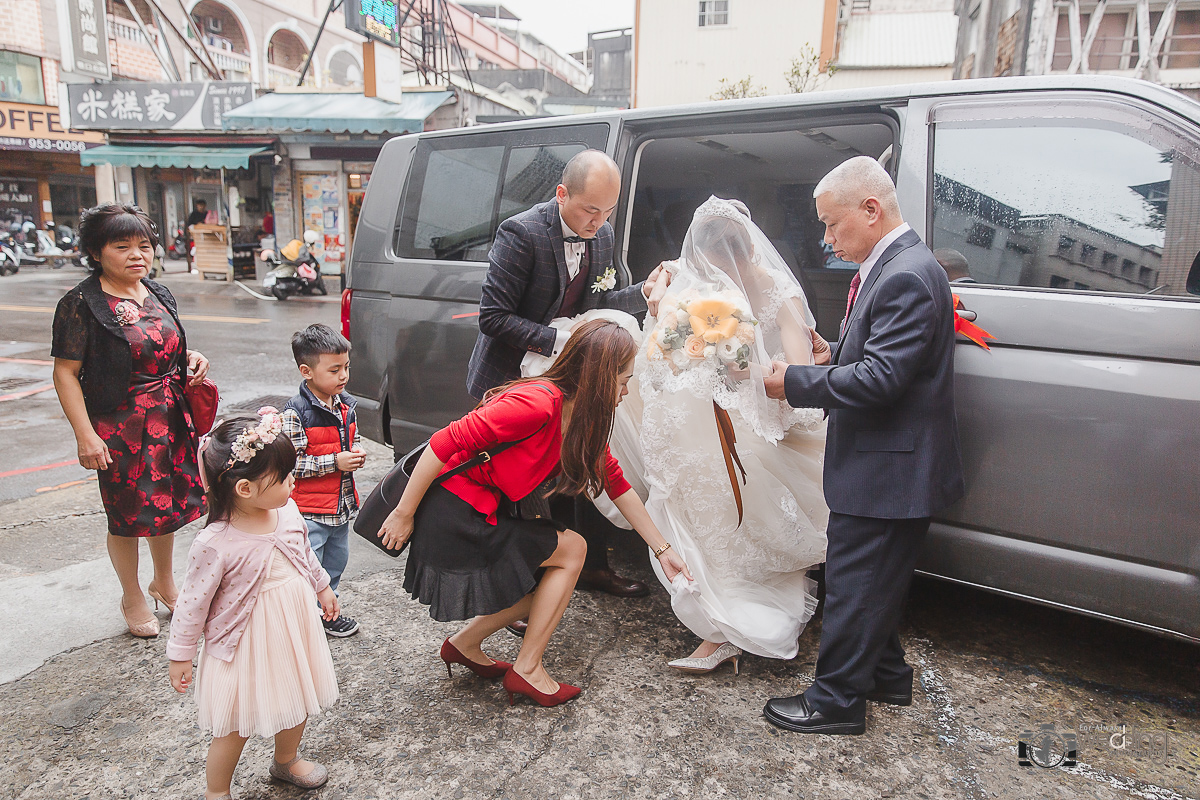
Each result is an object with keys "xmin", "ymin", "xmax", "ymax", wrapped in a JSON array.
[{"xmin": 428, "ymin": 381, "xmax": 631, "ymax": 524}]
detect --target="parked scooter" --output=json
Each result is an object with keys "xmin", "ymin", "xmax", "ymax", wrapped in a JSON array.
[
  {"xmin": 0, "ymin": 232, "xmax": 19, "ymax": 276},
  {"xmin": 171, "ymin": 224, "xmax": 189, "ymax": 259},
  {"xmin": 260, "ymin": 230, "xmax": 326, "ymax": 300}
]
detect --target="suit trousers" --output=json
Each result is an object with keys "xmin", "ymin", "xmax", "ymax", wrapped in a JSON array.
[
  {"xmin": 804, "ymin": 512, "xmax": 930, "ymax": 714},
  {"xmin": 549, "ymin": 494, "xmax": 613, "ymax": 572}
]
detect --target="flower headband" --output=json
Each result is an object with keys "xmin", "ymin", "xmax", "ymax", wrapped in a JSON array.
[{"xmin": 197, "ymin": 407, "xmax": 284, "ymax": 491}]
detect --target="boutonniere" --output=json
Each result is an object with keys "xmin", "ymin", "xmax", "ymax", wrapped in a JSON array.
[
  {"xmin": 113, "ymin": 300, "xmax": 141, "ymax": 326},
  {"xmin": 591, "ymin": 267, "xmax": 617, "ymax": 293}
]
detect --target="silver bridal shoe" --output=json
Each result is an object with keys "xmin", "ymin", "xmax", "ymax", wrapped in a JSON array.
[{"xmin": 667, "ymin": 642, "xmax": 742, "ymax": 675}]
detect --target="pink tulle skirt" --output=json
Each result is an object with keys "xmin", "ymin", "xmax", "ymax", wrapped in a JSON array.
[{"xmin": 196, "ymin": 550, "xmax": 339, "ymax": 738}]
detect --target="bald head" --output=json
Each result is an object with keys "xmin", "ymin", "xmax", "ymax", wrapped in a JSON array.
[
  {"xmin": 556, "ymin": 149, "xmax": 622, "ymax": 239},
  {"xmin": 561, "ymin": 149, "xmax": 620, "ymax": 195},
  {"xmin": 934, "ymin": 248, "xmax": 971, "ymax": 282}
]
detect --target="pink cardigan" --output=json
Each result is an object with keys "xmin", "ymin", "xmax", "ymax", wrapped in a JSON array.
[{"xmin": 166, "ymin": 500, "xmax": 330, "ymax": 663}]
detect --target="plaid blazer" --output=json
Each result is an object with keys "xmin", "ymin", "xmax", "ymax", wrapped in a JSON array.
[{"xmin": 466, "ymin": 200, "xmax": 647, "ymax": 399}]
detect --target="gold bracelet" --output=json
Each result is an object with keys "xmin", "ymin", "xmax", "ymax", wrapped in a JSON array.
[{"xmin": 653, "ymin": 542, "xmax": 672, "ymax": 558}]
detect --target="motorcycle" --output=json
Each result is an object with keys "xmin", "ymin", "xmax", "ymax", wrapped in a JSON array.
[{"xmin": 260, "ymin": 232, "xmax": 326, "ymax": 300}]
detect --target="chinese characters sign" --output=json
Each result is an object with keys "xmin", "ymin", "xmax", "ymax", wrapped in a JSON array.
[
  {"xmin": 0, "ymin": 101, "xmax": 104, "ymax": 153},
  {"xmin": 67, "ymin": 82, "xmax": 254, "ymax": 130},
  {"xmin": 344, "ymin": 0, "xmax": 402, "ymax": 46},
  {"xmin": 59, "ymin": 0, "xmax": 111, "ymax": 80}
]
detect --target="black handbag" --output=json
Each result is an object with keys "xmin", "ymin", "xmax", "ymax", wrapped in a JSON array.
[
  {"xmin": 353, "ymin": 426, "xmax": 546, "ymax": 557},
  {"xmin": 500, "ymin": 475, "xmax": 558, "ymax": 521}
]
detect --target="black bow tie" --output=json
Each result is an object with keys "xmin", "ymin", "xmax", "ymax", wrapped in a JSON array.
[{"xmin": 563, "ymin": 235, "xmax": 587, "ymax": 244}]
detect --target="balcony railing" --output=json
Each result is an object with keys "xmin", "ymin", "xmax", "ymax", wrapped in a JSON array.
[
  {"xmin": 107, "ymin": 13, "xmax": 161, "ymax": 49},
  {"xmin": 265, "ymin": 63, "xmax": 317, "ymax": 90}
]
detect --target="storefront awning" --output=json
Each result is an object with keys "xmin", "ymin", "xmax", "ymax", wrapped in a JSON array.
[
  {"xmin": 79, "ymin": 145, "xmax": 270, "ymax": 169},
  {"xmin": 221, "ymin": 91, "xmax": 454, "ymax": 135}
]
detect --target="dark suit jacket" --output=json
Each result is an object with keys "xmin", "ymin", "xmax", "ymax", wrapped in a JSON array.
[
  {"xmin": 466, "ymin": 200, "xmax": 647, "ymax": 399},
  {"xmin": 784, "ymin": 229, "xmax": 965, "ymax": 519}
]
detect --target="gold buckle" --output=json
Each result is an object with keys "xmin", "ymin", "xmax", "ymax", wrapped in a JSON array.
[{"xmin": 480, "ymin": 452, "xmax": 491, "ymax": 463}]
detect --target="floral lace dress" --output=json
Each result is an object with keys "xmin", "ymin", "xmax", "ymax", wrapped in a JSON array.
[{"xmin": 86, "ymin": 294, "xmax": 205, "ymax": 537}]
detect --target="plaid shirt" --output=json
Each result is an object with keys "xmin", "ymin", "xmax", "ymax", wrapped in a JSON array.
[{"xmin": 281, "ymin": 396, "xmax": 361, "ymax": 526}]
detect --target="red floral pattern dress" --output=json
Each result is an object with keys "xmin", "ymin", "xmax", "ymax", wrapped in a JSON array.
[{"xmin": 91, "ymin": 292, "xmax": 206, "ymax": 537}]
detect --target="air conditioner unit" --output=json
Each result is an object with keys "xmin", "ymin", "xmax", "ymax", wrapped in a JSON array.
[{"xmin": 205, "ymin": 16, "xmax": 222, "ymax": 34}]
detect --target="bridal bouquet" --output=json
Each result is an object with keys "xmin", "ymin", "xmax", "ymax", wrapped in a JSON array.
[{"xmin": 645, "ymin": 288, "xmax": 757, "ymax": 374}]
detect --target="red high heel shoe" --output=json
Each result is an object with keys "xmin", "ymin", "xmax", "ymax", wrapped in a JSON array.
[
  {"xmin": 440, "ymin": 638, "xmax": 511, "ymax": 679},
  {"xmin": 502, "ymin": 668, "xmax": 581, "ymax": 707}
]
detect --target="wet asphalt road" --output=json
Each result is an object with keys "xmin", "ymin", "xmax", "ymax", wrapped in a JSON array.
[{"xmin": 0, "ymin": 264, "xmax": 1197, "ymax": 800}]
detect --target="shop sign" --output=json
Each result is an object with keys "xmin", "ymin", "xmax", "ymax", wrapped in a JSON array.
[
  {"xmin": 57, "ymin": 0, "xmax": 112, "ymax": 80},
  {"xmin": 0, "ymin": 178, "xmax": 40, "ymax": 219},
  {"xmin": 67, "ymin": 82, "xmax": 254, "ymax": 131},
  {"xmin": 345, "ymin": 0, "xmax": 402, "ymax": 46},
  {"xmin": 0, "ymin": 101, "xmax": 104, "ymax": 153}
]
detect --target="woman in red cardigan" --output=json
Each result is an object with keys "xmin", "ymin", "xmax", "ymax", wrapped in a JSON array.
[{"xmin": 379, "ymin": 319, "xmax": 691, "ymax": 707}]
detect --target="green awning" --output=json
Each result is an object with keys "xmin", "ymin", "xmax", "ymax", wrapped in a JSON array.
[
  {"xmin": 222, "ymin": 91, "xmax": 454, "ymax": 134},
  {"xmin": 80, "ymin": 145, "xmax": 270, "ymax": 169}
]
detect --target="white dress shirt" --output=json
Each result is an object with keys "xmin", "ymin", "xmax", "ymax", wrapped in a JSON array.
[
  {"xmin": 857, "ymin": 222, "xmax": 912, "ymax": 285},
  {"xmin": 552, "ymin": 215, "xmax": 589, "ymax": 355},
  {"xmin": 561, "ymin": 216, "xmax": 586, "ymax": 281}
]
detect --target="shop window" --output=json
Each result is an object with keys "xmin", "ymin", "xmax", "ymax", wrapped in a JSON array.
[
  {"xmin": 699, "ymin": 1, "xmax": 729, "ymax": 27},
  {"xmin": 0, "ymin": 51, "xmax": 45, "ymax": 105}
]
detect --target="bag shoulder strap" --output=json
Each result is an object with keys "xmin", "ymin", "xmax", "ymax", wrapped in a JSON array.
[{"xmin": 434, "ymin": 383, "xmax": 557, "ymax": 484}]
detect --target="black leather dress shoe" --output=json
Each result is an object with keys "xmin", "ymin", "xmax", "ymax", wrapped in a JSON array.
[
  {"xmin": 865, "ymin": 688, "xmax": 912, "ymax": 706},
  {"xmin": 763, "ymin": 694, "xmax": 866, "ymax": 735},
  {"xmin": 866, "ymin": 673, "xmax": 914, "ymax": 706},
  {"xmin": 576, "ymin": 568, "xmax": 650, "ymax": 598},
  {"xmin": 505, "ymin": 619, "xmax": 528, "ymax": 638}
]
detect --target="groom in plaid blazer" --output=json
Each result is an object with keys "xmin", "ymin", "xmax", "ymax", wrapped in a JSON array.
[{"xmin": 467, "ymin": 149, "xmax": 671, "ymax": 601}]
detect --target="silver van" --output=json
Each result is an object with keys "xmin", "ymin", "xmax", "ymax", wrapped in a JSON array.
[{"xmin": 344, "ymin": 76, "xmax": 1200, "ymax": 643}]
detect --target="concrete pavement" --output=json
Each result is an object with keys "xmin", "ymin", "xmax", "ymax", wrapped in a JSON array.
[{"xmin": 0, "ymin": 267, "xmax": 1197, "ymax": 799}]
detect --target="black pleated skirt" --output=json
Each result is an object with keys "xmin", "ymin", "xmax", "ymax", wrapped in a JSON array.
[{"xmin": 403, "ymin": 484, "xmax": 563, "ymax": 622}]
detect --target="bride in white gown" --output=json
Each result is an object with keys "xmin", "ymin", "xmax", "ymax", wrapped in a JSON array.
[{"xmin": 598, "ymin": 196, "xmax": 829, "ymax": 670}]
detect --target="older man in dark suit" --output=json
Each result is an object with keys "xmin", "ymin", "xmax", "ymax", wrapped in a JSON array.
[
  {"xmin": 762, "ymin": 156, "xmax": 965, "ymax": 735},
  {"xmin": 467, "ymin": 149, "xmax": 670, "ymax": 600}
]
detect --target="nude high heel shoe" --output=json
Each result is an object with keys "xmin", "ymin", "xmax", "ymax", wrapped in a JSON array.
[
  {"xmin": 120, "ymin": 598, "xmax": 160, "ymax": 639},
  {"xmin": 667, "ymin": 643, "xmax": 742, "ymax": 675},
  {"xmin": 147, "ymin": 583, "xmax": 176, "ymax": 614}
]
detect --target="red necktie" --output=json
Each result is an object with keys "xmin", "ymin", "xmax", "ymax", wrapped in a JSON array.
[{"xmin": 842, "ymin": 272, "xmax": 862, "ymax": 333}]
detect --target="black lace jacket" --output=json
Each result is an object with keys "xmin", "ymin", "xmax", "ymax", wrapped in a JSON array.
[{"xmin": 51, "ymin": 275, "xmax": 189, "ymax": 415}]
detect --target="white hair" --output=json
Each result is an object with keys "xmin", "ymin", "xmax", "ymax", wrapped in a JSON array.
[{"xmin": 813, "ymin": 156, "xmax": 901, "ymax": 216}]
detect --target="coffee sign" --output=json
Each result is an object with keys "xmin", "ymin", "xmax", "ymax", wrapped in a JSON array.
[{"xmin": 0, "ymin": 101, "xmax": 104, "ymax": 153}]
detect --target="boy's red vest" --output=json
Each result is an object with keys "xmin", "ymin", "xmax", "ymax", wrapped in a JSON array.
[{"xmin": 284, "ymin": 383, "xmax": 358, "ymax": 515}]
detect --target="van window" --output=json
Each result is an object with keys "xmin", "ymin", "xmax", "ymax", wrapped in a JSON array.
[
  {"xmin": 498, "ymin": 144, "xmax": 587, "ymax": 225},
  {"xmin": 625, "ymin": 122, "xmax": 896, "ymax": 338},
  {"xmin": 395, "ymin": 124, "xmax": 610, "ymax": 262},
  {"xmin": 931, "ymin": 114, "xmax": 1200, "ymax": 297},
  {"xmin": 409, "ymin": 145, "xmax": 505, "ymax": 261}
]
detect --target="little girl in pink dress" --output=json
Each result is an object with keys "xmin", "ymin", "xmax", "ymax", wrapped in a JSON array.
[{"xmin": 167, "ymin": 409, "xmax": 339, "ymax": 800}]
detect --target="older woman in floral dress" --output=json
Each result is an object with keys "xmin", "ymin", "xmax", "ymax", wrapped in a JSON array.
[{"xmin": 51, "ymin": 204, "xmax": 209, "ymax": 639}]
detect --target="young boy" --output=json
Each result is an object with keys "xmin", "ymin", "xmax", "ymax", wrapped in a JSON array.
[{"xmin": 282, "ymin": 324, "xmax": 366, "ymax": 637}]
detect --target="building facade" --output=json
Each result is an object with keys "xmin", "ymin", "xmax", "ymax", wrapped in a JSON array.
[
  {"xmin": 954, "ymin": 0, "xmax": 1200, "ymax": 100},
  {"xmin": 633, "ymin": 0, "xmax": 832, "ymax": 106},
  {"xmin": 823, "ymin": 0, "xmax": 960, "ymax": 89},
  {"xmin": 11, "ymin": 0, "xmax": 584, "ymax": 279}
]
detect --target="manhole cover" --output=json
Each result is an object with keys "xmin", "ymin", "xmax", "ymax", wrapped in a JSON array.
[
  {"xmin": 0, "ymin": 377, "xmax": 41, "ymax": 392},
  {"xmin": 225, "ymin": 395, "xmax": 292, "ymax": 413}
]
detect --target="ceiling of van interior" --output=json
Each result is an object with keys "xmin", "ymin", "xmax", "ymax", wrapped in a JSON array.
[{"xmin": 636, "ymin": 125, "xmax": 894, "ymax": 189}]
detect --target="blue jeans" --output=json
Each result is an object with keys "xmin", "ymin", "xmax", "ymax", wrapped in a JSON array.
[{"xmin": 305, "ymin": 518, "xmax": 349, "ymax": 594}]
